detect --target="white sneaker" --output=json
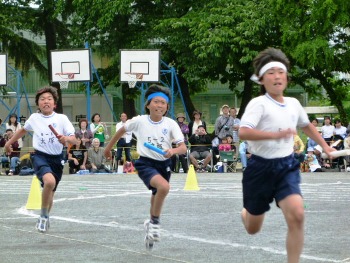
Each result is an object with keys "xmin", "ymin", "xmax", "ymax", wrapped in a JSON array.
[
  {"xmin": 144, "ymin": 219, "xmax": 161, "ymax": 250},
  {"xmin": 36, "ymin": 216, "xmax": 49, "ymax": 233}
]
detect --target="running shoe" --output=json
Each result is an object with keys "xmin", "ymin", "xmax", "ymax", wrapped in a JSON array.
[
  {"xmin": 36, "ymin": 216, "xmax": 49, "ymax": 233},
  {"xmin": 144, "ymin": 219, "xmax": 161, "ymax": 250}
]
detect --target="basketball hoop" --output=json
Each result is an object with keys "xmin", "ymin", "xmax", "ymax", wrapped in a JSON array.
[
  {"xmin": 125, "ymin": 72, "xmax": 144, "ymax": 88},
  {"xmin": 55, "ymin": 73, "xmax": 75, "ymax": 89}
]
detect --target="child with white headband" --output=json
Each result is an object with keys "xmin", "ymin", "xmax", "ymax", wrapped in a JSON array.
[
  {"xmin": 239, "ymin": 48, "xmax": 334, "ymax": 263},
  {"xmin": 104, "ymin": 84, "xmax": 187, "ymax": 250}
]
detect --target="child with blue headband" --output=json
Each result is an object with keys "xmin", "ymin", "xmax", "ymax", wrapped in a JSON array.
[{"xmin": 104, "ymin": 84, "xmax": 187, "ymax": 250}]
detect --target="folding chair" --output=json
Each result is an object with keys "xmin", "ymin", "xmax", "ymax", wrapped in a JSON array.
[
  {"xmin": 187, "ymin": 147, "xmax": 214, "ymax": 172},
  {"xmin": 219, "ymin": 151, "xmax": 237, "ymax": 172}
]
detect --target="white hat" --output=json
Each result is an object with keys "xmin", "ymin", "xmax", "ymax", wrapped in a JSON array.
[
  {"xmin": 307, "ymin": 147, "xmax": 314, "ymax": 152},
  {"xmin": 314, "ymin": 145, "xmax": 323, "ymax": 153}
]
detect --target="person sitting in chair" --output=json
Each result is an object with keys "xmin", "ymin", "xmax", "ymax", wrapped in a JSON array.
[
  {"xmin": 188, "ymin": 125, "xmax": 212, "ymax": 173},
  {"xmin": 88, "ymin": 138, "xmax": 111, "ymax": 173},
  {"xmin": 68, "ymin": 135, "xmax": 89, "ymax": 174},
  {"xmin": 0, "ymin": 129, "xmax": 20, "ymax": 175}
]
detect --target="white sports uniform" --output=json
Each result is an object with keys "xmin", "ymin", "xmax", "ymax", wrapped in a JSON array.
[
  {"xmin": 124, "ymin": 115, "xmax": 184, "ymax": 160},
  {"xmin": 24, "ymin": 112, "xmax": 75, "ymax": 155},
  {"xmin": 240, "ymin": 94, "xmax": 309, "ymax": 159}
]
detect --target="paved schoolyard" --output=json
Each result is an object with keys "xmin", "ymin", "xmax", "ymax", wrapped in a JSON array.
[{"xmin": 0, "ymin": 171, "xmax": 350, "ymax": 263}]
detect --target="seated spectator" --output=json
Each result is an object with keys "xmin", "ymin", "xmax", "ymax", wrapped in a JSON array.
[
  {"xmin": 313, "ymin": 145, "xmax": 330, "ymax": 168},
  {"xmin": 68, "ymin": 135, "xmax": 89, "ymax": 174},
  {"xmin": 321, "ymin": 116, "xmax": 334, "ymax": 145},
  {"xmin": 88, "ymin": 138, "xmax": 111, "ymax": 173},
  {"xmin": 0, "ymin": 129, "xmax": 20, "ymax": 175},
  {"xmin": 218, "ymin": 136, "xmax": 232, "ymax": 152},
  {"xmin": 304, "ymin": 147, "xmax": 323, "ymax": 172},
  {"xmin": 188, "ymin": 125, "xmax": 212, "ymax": 172},
  {"xmin": 334, "ymin": 119, "xmax": 347, "ymax": 139},
  {"xmin": 239, "ymin": 141, "xmax": 251, "ymax": 172},
  {"xmin": 225, "ymin": 134, "xmax": 237, "ymax": 153},
  {"xmin": 294, "ymin": 134, "xmax": 305, "ymax": 164}
]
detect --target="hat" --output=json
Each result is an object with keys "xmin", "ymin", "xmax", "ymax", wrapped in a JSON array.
[
  {"xmin": 307, "ymin": 147, "xmax": 314, "ymax": 152},
  {"xmin": 176, "ymin": 113, "xmax": 185, "ymax": 120},
  {"xmin": 221, "ymin": 104, "xmax": 230, "ymax": 110},
  {"xmin": 314, "ymin": 145, "xmax": 323, "ymax": 153}
]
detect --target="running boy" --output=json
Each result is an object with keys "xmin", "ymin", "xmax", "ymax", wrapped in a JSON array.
[
  {"xmin": 104, "ymin": 84, "xmax": 187, "ymax": 250},
  {"xmin": 5, "ymin": 86, "xmax": 76, "ymax": 233},
  {"xmin": 239, "ymin": 48, "xmax": 334, "ymax": 263}
]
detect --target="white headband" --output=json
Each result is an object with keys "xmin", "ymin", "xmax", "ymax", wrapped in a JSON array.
[{"xmin": 250, "ymin": 61, "xmax": 287, "ymax": 84}]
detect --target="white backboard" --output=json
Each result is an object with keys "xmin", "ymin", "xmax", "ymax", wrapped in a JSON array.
[
  {"xmin": 0, "ymin": 54, "xmax": 7, "ymax": 86},
  {"xmin": 120, "ymin": 49, "xmax": 160, "ymax": 82},
  {"xmin": 51, "ymin": 49, "xmax": 92, "ymax": 82}
]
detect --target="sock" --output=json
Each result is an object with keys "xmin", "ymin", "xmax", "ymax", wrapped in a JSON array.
[
  {"xmin": 41, "ymin": 208, "xmax": 49, "ymax": 218},
  {"xmin": 150, "ymin": 216, "xmax": 160, "ymax": 224}
]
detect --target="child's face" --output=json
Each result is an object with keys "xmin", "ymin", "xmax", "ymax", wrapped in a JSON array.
[
  {"xmin": 38, "ymin": 92, "xmax": 56, "ymax": 115},
  {"xmin": 147, "ymin": 97, "xmax": 168, "ymax": 118},
  {"xmin": 227, "ymin": 137, "xmax": 233, "ymax": 143},
  {"xmin": 222, "ymin": 139, "xmax": 228, "ymax": 144},
  {"xmin": 260, "ymin": 67, "xmax": 287, "ymax": 94}
]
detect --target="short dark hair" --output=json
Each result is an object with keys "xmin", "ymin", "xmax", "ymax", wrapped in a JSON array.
[
  {"xmin": 78, "ymin": 118, "xmax": 88, "ymax": 129},
  {"xmin": 35, "ymin": 86, "xmax": 59, "ymax": 106},
  {"xmin": 253, "ymin": 48, "xmax": 290, "ymax": 94},
  {"xmin": 144, "ymin": 84, "xmax": 171, "ymax": 115}
]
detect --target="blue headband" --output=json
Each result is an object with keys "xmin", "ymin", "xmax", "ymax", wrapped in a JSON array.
[{"xmin": 147, "ymin": 92, "xmax": 169, "ymax": 103}]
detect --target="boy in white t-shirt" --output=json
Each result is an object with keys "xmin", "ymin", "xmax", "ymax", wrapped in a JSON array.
[
  {"xmin": 104, "ymin": 84, "xmax": 187, "ymax": 250},
  {"xmin": 5, "ymin": 86, "xmax": 76, "ymax": 233},
  {"xmin": 239, "ymin": 48, "xmax": 334, "ymax": 263}
]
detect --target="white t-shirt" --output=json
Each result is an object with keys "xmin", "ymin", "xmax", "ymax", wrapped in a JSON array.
[
  {"xmin": 24, "ymin": 112, "xmax": 75, "ymax": 155},
  {"xmin": 321, "ymin": 125, "xmax": 335, "ymax": 139},
  {"xmin": 334, "ymin": 126, "xmax": 347, "ymax": 139},
  {"xmin": 240, "ymin": 94, "xmax": 309, "ymax": 159},
  {"xmin": 124, "ymin": 115, "xmax": 184, "ymax": 160},
  {"xmin": 116, "ymin": 121, "xmax": 132, "ymax": 143}
]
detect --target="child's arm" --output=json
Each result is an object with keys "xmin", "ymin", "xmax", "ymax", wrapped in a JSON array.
[
  {"xmin": 165, "ymin": 142, "xmax": 187, "ymax": 157},
  {"xmin": 4, "ymin": 128, "xmax": 27, "ymax": 155},
  {"xmin": 104, "ymin": 126, "xmax": 126, "ymax": 159},
  {"xmin": 239, "ymin": 127, "xmax": 296, "ymax": 141},
  {"xmin": 302, "ymin": 123, "xmax": 335, "ymax": 157}
]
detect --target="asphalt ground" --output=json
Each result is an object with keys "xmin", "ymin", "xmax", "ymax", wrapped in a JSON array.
[{"xmin": 0, "ymin": 171, "xmax": 350, "ymax": 263}]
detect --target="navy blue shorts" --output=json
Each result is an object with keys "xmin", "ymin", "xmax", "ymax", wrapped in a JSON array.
[
  {"xmin": 242, "ymin": 154, "xmax": 301, "ymax": 215},
  {"xmin": 31, "ymin": 150, "xmax": 63, "ymax": 191},
  {"xmin": 135, "ymin": 156, "xmax": 171, "ymax": 195}
]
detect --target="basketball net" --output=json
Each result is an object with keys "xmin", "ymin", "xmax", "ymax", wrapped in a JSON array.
[
  {"xmin": 126, "ymin": 73, "xmax": 144, "ymax": 88},
  {"xmin": 55, "ymin": 73, "xmax": 75, "ymax": 89}
]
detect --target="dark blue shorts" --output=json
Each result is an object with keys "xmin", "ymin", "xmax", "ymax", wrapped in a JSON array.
[
  {"xmin": 31, "ymin": 150, "xmax": 63, "ymax": 191},
  {"xmin": 242, "ymin": 154, "xmax": 301, "ymax": 215},
  {"xmin": 135, "ymin": 156, "xmax": 171, "ymax": 195}
]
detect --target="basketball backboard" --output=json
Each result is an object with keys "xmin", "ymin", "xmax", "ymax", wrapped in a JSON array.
[
  {"xmin": 120, "ymin": 49, "xmax": 160, "ymax": 82},
  {"xmin": 0, "ymin": 54, "xmax": 7, "ymax": 86},
  {"xmin": 50, "ymin": 49, "xmax": 92, "ymax": 82}
]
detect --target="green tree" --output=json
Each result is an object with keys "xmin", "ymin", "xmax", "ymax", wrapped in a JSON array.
[{"xmin": 273, "ymin": 0, "xmax": 350, "ymax": 124}]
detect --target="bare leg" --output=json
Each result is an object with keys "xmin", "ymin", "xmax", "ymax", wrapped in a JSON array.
[
  {"xmin": 241, "ymin": 208, "xmax": 265, "ymax": 235},
  {"xmin": 189, "ymin": 156, "xmax": 199, "ymax": 169},
  {"xmin": 279, "ymin": 194, "xmax": 304, "ymax": 263},
  {"xmin": 149, "ymin": 174, "xmax": 170, "ymax": 217},
  {"xmin": 41, "ymin": 173, "xmax": 56, "ymax": 214}
]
